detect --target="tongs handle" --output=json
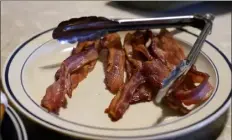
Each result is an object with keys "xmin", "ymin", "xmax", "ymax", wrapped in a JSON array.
[
  {"xmin": 52, "ymin": 13, "xmax": 214, "ymax": 44},
  {"xmin": 116, "ymin": 15, "xmax": 196, "ymax": 30},
  {"xmin": 186, "ymin": 14, "xmax": 214, "ymax": 66}
]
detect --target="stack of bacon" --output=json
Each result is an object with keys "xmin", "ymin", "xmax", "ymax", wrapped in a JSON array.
[{"xmin": 41, "ymin": 29, "xmax": 213, "ymax": 121}]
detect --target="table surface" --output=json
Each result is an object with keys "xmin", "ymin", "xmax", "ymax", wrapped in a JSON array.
[{"xmin": 1, "ymin": 1, "xmax": 231, "ymax": 140}]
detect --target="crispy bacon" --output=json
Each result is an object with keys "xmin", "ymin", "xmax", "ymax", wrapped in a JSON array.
[
  {"xmin": 42, "ymin": 28, "xmax": 213, "ymax": 121},
  {"xmin": 149, "ymin": 29, "xmax": 185, "ymax": 70},
  {"xmin": 41, "ymin": 46, "xmax": 98, "ymax": 113},
  {"xmin": 123, "ymin": 30, "xmax": 156, "ymax": 104},
  {"xmin": 134, "ymin": 44, "xmax": 153, "ymax": 61},
  {"xmin": 125, "ymin": 60, "xmax": 134, "ymax": 81},
  {"xmin": 69, "ymin": 60, "xmax": 97, "ymax": 89},
  {"xmin": 124, "ymin": 31, "xmax": 153, "ymax": 81},
  {"xmin": 55, "ymin": 41, "xmax": 99, "ymax": 88},
  {"xmin": 124, "ymin": 31, "xmax": 151, "ymax": 61},
  {"xmin": 173, "ymin": 67, "xmax": 213, "ymax": 105},
  {"xmin": 105, "ymin": 72, "xmax": 145, "ymax": 121},
  {"xmin": 142, "ymin": 59, "xmax": 170, "ymax": 88},
  {"xmin": 101, "ymin": 33, "xmax": 125, "ymax": 93}
]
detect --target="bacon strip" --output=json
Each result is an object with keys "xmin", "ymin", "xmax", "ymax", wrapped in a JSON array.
[
  {"xmin": 130, "ymin": 83, "xmax": 153, "ymax": 104},
  {"xmin": 142, "ymin": 59, "xmax": 170, "ymax": 89},
  {"xmin": 123, "ymin": 30, "xmax": 155, "ymax": 104},
  {"xmin": 149, "ymin": 29, "xmax": 185, "ymax": 70},
  {"xmin": 134, "ymin": 44, "xmax": 153, "ymax": 61},
  {"xmin": 125, "ymin": 60, "xmax": 134, "ymax": 81},
  {"xmin": 69, "ymin": 60, "xmax": 97, "ymax": 89},
  {"xmin": 101, "ymin": 33, "xmax": 125, "ymax": 93},
  {"xmin": 41, "ymin": 46, "xmax": 98, "ymax": 113},
  {"xmin": 55, "ymin": 41, "xmax": 99, "ymax": 88},
  {"xmin": 124, "ymin": 31, "xmax": 152, "ymax": 81},
  {"xmin": 105, "ymin": 72, "xmax": 145, "ymax": 121}
]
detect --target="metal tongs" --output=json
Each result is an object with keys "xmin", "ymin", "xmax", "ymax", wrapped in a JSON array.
[{"xmin": 52, "ymin": 13, "xmax": 214, "ymax": 104}]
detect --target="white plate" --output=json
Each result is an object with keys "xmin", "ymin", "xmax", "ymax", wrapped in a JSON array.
[{"xmin": 2, "ymin": 28, "xmax": 231, "ymax": 140}]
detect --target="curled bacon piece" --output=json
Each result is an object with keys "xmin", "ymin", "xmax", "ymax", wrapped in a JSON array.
[
  {"xmin": 101, "ymin": 33, "xmax": 125, "ymax": 93},
  {"xmin": 163, "ymin": 66, "xmax": 213, "ymax": 114},
  {"xmin": 41, "ymin": 46, "xmax": 98, "ymax": 113},
  {"xmin": 162, "ymin": 94, "xmax": 190, "ymax": 115},
  {"xmin": 105, "ymin": 72, "xmax": 145, "ymax": 121},
  {"xmin": 173, "ymin": 67, "xmax": 213, "ymax": 105}
]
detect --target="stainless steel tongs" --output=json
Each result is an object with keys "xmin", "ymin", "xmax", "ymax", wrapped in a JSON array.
[{"xmin": 52, "ymin": 13, "xmax": 214, "ymax": 104}]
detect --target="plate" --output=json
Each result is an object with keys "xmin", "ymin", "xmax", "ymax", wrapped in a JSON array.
[
  {"xmin": 1, "ymin": 106, "xmax": 28, "ymax": 140},
  {"xmin": 2, "ymin": 28, "xmax": 231, "ymax": 140}
]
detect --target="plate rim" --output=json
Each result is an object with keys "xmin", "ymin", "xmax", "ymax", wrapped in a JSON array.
[
  {"xmin": 2, "ymin": 28, "xmax": 232, "ymax": 140},
  {"xmin": 4, "ymin": 105, "xmax": 28, "ymax": 140}
]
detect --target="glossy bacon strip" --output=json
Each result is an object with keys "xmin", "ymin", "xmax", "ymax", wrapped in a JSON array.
[
  {"xmin": 69, "ymin": 60, "xmax": 97, "ymax": 89},
  {"xmin": 101, "ymin": 33, "xmax": 125, "ymax": 93},
  {"xmin": 41, "ymin": 46, "xmax": 98, "ymax": 113},
  {"xmin": 130, "ymin": 83, "xmax": 153, "ymax": 104},
  {"xmin": 55, "ymin": 41, "xmax": 99, "ymax": 87},
  {"xmin": 105, "ymin": 72, "xmax": 145, "ymax": 121}
]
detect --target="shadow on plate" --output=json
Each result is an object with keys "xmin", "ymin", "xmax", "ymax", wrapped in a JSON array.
[{"xmin": 16, "ymin": 108, "xmax": 230, "ymax": 140}]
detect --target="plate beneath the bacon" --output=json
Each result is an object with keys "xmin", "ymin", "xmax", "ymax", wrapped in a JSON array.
[{"xmin": 2, "ymin": 28, "xmax": 231, "ymax": 140}]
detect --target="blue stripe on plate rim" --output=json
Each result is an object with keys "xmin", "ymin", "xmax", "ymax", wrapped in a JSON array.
[{"xmin": 3, "ymin": 28, "xmax": 232, "ymax": 139}]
